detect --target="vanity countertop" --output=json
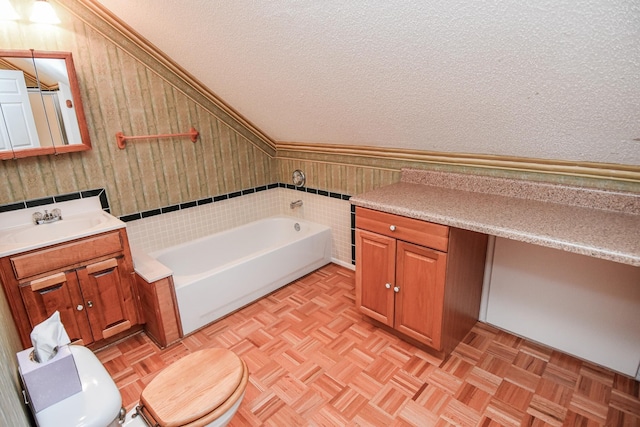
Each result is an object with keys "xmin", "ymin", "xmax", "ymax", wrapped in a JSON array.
[
  {"xmin": 130, "ymin": 247, "xmax": 173, "ymax": 283},
  {"xmin": 350, "ymin": 169, "xmax": 640, "ymax": 267},
  {"xmin": 0, "ymin": 197, "xmax": 125, "ymax": 258}
]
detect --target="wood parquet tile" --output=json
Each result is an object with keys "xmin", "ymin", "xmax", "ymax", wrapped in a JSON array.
[{"xmin": 96, "ymin": 263, "xmax": 640, "ymax": 426}]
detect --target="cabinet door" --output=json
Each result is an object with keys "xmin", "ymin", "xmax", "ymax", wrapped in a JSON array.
[
  {"xmin": 355, "ymin": 229, "xmax": 396, "ymax": 326},
  {"xmin": 19, "ymin": 271, "xmax": 93, "ymax": 344},
  {"xmin": 394, "ymin": 241, "xmax": 447, "ymax": 349},
  {"xmin": 76, "ymin": 257, "xmax": 133, "ymax": 341}
]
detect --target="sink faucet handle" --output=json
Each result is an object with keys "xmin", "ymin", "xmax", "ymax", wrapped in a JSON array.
[
  {"xmin": 52, "ymin": 208, "xmax": 62, "ymax": 219},
  {"xmin": 32, "ymin": 211, "xmax": 43, "ymax": 224}
]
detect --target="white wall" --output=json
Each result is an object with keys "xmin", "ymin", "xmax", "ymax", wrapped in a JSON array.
[{"xmin": 486, "ymin": 237, "xmax": 640, "ymax": 377}]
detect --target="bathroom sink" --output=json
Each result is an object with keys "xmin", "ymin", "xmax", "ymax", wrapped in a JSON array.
[
  {"xmin": 0, "ymin": 211, "xmax": 111, "ymax": 245},
  {"xmin": 0, "ymin": 197, "xmax": 127, "ymax": 258}
]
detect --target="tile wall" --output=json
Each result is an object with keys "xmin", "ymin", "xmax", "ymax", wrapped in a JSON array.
[
  {"xmin": 124, "ymin": 187, "xmax": 354, "ymax": 268},
  {"xmin": 0, "ymin": 189, "xmax": 110, "ymax": 213}
]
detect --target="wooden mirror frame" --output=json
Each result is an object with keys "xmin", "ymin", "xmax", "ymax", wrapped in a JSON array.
[{"xmin": 0, "ymin": 49, "xmax": 91, "ymax": 160}]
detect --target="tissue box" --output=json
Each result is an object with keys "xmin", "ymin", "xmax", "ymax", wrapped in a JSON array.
[{"xmin": 17, "ymin": 345, "xmax": 82, "ymax": 413}]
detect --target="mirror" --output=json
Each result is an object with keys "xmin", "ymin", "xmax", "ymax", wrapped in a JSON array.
[{"xmin": 0, "ymin": 50, "xmax": 91, "ymax": 159}]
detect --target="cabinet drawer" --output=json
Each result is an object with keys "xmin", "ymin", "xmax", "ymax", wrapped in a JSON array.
[
  {"xmin": 10, "ymin": 232, "xmax": 124, "ymax": 280},
  {"xmin": 356, "ymin": 207, "xmax": 449, "ymax": 252}
]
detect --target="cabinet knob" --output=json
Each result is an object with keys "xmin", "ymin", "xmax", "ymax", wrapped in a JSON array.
[
  {"xmin": 393, "ymin": 286, "xmax": 400, "ymax": 293},
  {"xmin": 76, "ymin": 304, "xmax": 83, "ymax": 311},
  {"xmin": 87, "ymin": 301, "xmax": 93, "ymax": 308},
  {"xmin": 389, "ymin": 225, "xmax": 396, "ymax": 231},
  {"xmin": 385, "ymin": 283, "xmax": 391, "ymax": 289}
]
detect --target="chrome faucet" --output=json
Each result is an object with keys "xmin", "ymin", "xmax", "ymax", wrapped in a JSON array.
[
  {"xmin": 290, "ymin": 200, "xmax": 303, "ymax": 209},
  {"xmin": 32, "ymin": 208, "xmax": 62, "ymax": 225}
]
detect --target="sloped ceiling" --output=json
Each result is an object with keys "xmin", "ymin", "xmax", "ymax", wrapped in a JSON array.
[{"xmin": 95, "ymin": 0, "xmax": 640, "ymax": 166}]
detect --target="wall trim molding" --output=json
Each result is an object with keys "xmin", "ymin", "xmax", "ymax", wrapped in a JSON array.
[{"xmin": 276, "ymin": 142, "xmax": 640, "ymax": 184}]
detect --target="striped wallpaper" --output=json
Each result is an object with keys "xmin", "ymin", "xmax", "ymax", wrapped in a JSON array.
[{"xmin": 1, "ymin": 0, "xmax": 274, "ymax": 217}]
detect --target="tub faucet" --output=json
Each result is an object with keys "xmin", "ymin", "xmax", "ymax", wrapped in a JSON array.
[{"xmin": 290, "ymin": 200, "xmax": 303, "ymax": 209}]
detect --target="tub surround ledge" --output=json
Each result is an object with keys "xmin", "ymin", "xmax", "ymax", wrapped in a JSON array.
[
  {"xmin": 131, "ymin": 247, "xmax": 173, "ymax": 283},
  {"xmin": 350, "ymin": 168, "xmax": 640, "ymax": 267}
]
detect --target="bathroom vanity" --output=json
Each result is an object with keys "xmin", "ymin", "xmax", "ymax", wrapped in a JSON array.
[
  {"xmin": 0, "ymin": 199, "xmax": 142, "ymax": 349},
  {"xmin": 355, "ymin": 207, "xmax": 487, "ymax": 358},
  {"xmin": 351, "ymin": 168, "xmax": 640, "ymax": 374}
]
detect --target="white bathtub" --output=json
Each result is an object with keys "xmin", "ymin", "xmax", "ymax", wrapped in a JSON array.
[{"xmin": 150, "ymin": 216, "xmax": 332, "ymax": 335}]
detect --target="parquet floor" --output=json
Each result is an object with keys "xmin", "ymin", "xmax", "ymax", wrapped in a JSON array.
[{"xmin": 96, "ymin": 264, "xmax": 640, "ymax": 426}]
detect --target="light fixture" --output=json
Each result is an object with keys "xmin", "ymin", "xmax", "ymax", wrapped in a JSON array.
[
  {"xmin": 0, "ymin": 0, "xmax": 20, "ymax": 20},
  {"xmin": 30, "ymin": 0, "xmax": 60, "ymax": 24}
]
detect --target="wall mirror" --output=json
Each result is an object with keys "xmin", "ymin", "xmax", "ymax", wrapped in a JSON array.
[{"xmin": 0, "ymin": 50, "xmax": 91, "ymax": 160}]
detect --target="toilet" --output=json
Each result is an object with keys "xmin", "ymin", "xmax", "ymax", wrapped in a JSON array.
[{"xmin": 30, "ymin": 345, "xmax": 249, "ymax": 427}]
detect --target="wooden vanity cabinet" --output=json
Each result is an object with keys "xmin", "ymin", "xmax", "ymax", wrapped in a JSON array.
[
  {"xmin": 76, "ymin": 256, "xmax": 136, "ymax": 341},
  {"xmin": 0, "ymin": 229, "xmax": 142, "ymax": 349},
  {"xmin": 355, "ymin": 207, "xmax": 488, "ymax": 358},
  {"xmin": 19, "ymin": 271, "xmax": 92, "ymax": 344}
]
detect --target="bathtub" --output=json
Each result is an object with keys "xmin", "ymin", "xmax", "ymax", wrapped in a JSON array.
[{"xmin": 150, "ymin": 216, "xmax": 332, "ymax": 335}]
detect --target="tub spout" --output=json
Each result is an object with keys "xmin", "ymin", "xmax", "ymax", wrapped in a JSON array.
[{"xmin": 290, "ymin": 200, "xmax": 303, "ymax": 209}]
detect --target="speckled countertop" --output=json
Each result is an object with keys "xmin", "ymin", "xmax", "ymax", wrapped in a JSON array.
[{"xmin": 350, "ymin": 169, "xmax": 640, "ymax": 267}]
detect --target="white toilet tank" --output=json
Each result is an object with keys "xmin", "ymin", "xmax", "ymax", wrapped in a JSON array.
[{"xmin": 30, "ymin": 345, "xmax": 123, "ymax": 427}]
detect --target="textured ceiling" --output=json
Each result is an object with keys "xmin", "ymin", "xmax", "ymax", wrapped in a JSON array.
[{"xmin": 95, "ymin": 0, "xmax": 640, "ymax": 166}]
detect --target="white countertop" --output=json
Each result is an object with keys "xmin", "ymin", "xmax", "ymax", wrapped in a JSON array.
[
  {"xmin": 131, "ymin": 247, "xmax": 173, "ymax": 283},
  {"xmin": 0, "ymin": 197, "xmax": 125, "ymax": 258}
]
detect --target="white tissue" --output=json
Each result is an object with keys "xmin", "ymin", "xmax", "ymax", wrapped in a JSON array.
[{"xmin": 30, "ymin": 311, "xmax": 71, "ymax": 363}]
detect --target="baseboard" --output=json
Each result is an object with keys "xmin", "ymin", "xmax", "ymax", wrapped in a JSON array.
[{"xmin": 332, "ymin": 258, "xmax": 355, "ymax": 271}]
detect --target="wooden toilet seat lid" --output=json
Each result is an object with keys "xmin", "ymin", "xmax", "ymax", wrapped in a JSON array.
[{"xmin": 140, "ymin": 348, "xmax": 245, "ymax": 427}]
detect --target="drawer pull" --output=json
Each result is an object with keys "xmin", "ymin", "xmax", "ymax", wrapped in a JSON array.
[
  {"xmin": 389, "ymin": 225, "xmax": 396, "ymax": 231},
  {"xmin": 103, "ymin": 321, "xmax": 131, "ymax": 339},
  {"xmin": 393, "ymin": 286, "xmax": 400, "ymax": 293},
  {"xmin": 385, "ymin": 283, "xmax": 391, "ymax": 289},
  {"xmin": 76, "ymin": 304, "xmax": 84, "ymax": 311},
  {"xmin": 87, "ymin": 300, "xmax": 94, "ymax": 308},
  {"xmin": 38, "ymin": 285, "xmax": 62, "ymax": 295},
  {"xmin": 30, "ymin": 272, "xmax": 66, "ymax": 292},
  {"xmin": 86, "ymin": 258, "xmax": 118, "ymax": 274}
]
